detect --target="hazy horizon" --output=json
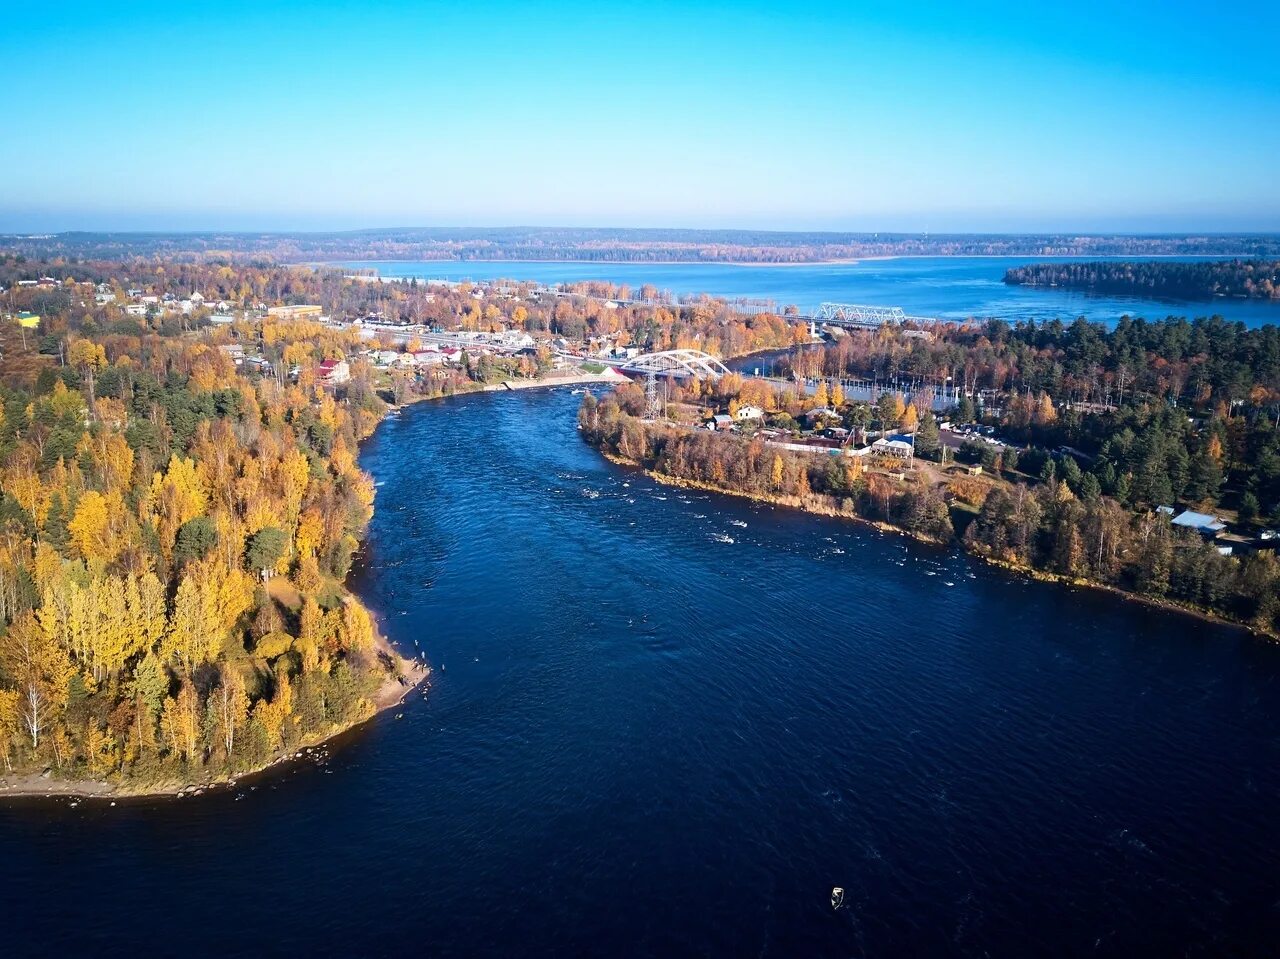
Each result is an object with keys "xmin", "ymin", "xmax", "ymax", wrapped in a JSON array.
[{"xmin": 4, "ymin": 221, "xmax": 1280, "ymax": 239}]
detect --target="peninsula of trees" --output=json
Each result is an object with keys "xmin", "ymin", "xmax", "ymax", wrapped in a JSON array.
[
  {"xmin": 0, "ymin": 270, "xmax": 415, "ymax": 794},
  {"xmin": 1004, "ymin": 259, "xmax": 1280, "ymax": 301},
  {"xmin": 582, "ymin": 313, "xmax": 1280, "ymax": 635}
]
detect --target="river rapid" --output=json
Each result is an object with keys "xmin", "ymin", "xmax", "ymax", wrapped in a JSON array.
[{"xmin": 4, "ymin": 388, "xmax": 1278, "ymax": 957}]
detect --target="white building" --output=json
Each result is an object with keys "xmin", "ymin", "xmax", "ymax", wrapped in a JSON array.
[{"xmin": 871, "ymin": 437, "xmax": 913, "ymax": 459}]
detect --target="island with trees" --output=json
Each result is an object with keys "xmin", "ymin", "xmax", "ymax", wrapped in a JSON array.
[{"xmin": 1004, "ymin": 259, "xmax": 1280, "ymax": 300}]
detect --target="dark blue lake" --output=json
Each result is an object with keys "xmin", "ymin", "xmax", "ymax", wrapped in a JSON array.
[
  {"xmin": 2, "ymin": 389, "xmax": 1279, "ymax": 957},
  {"xmin": 337, "ymin": 256, "xmax": 1280, "ymax": 327}
]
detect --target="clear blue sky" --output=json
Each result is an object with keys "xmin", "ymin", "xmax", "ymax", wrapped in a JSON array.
[{"xmin": 3, "ymin": 0, "xmax": 1278, "ymax": 233}]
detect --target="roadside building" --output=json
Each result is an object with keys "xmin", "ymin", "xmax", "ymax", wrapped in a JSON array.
[
  {"xmin": 1171, "ymin": 510, "xmax": 1226, "ymax": 538},
  {"xmin": 494, "ymin": 330, "xmax": 535, "ymax": 349}
]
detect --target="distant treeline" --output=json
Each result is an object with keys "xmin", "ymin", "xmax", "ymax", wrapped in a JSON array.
[
  {"xmin": 1004, "ymin": 259, "xmax": 1280, "ymax": 300},
  {"xmin": 3, "ymin": 229, "xmax": 1280, "ymax": 264}
]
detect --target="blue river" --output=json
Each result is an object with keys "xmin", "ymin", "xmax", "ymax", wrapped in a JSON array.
[
  {"xmin": 337, "ymin": 256, "xmax": 1280, "ymax": 327},
  {"xmin": 3, "ymin": 388, "xmax": 1277, "ymax": 957}
]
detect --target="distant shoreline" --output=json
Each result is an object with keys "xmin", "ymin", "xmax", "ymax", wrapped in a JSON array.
[{"xmin": 317, "ymin": 253, "xmax": 1267, "ymax": 272}]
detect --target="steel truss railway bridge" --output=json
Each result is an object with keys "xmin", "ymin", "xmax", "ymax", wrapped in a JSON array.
[{"xmin": 812, "ymin": 302, "xmax": 937, "ymax": 329}]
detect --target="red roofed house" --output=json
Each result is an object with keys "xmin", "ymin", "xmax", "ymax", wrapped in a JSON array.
[{"xmin": 317, "ymin": 359, "xmax": 350, "ymax": 384}]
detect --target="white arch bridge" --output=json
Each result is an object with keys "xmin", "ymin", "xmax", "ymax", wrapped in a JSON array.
[{"xmin": 618, "ymin": 349, "xmax": 732, "ymax": 379}]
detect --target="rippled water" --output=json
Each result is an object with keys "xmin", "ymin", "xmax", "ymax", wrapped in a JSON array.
[
  {"xmin": 3, "ymin": 390, "xmax": 1279, "ymax": 957},
  {"xmin": 339, "ymin": 256, "xmax": 1280, "ymax": 327}
]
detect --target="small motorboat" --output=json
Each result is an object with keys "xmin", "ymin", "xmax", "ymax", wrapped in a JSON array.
[{"xmin": 830, "ymin": 887, "xmax": 844, "ymax": 911}]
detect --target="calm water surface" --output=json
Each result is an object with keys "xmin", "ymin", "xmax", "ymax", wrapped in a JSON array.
[
  {"xmin": 2, "ymin": 390, "xmax": 1279, "ymax": 957},
  {"xmin": 338, "ymin": 256, "xmax": 1280, "ymax": 327}
]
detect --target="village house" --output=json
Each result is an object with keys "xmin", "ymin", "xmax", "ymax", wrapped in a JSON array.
[
  {"xmin": 734, "ymin": 405, "xmax": 765, "ymax": 422},
  {"xmin": 412, "ymin": 350, "xmax": 447, "ymax": 367},
  {"xmin": 317, "ymin": 359, "xmax": 351, "ymax": 384},
  {"xmin": 805, "ymin": 407, "xmax": 840, "ymax": 427},
  {"xmin": 491, "ymin": 330, "xmax": 536, "ymax": 350}
]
